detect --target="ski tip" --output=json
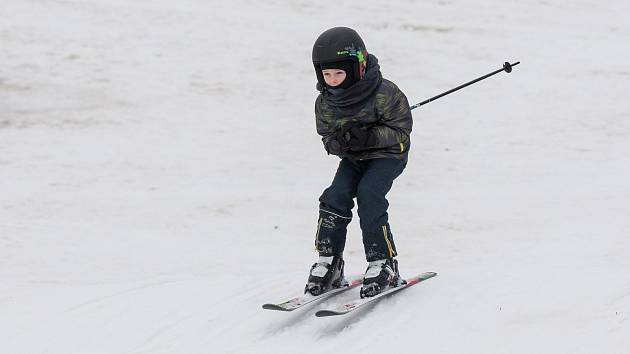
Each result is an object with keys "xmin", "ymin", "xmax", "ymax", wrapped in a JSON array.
[
  {"xmin": 402, "ymin": 272, "xmax": 437, "ymax": 285},
  {"xmin": 262, "ymin": 304, "xmax": 293, "ymax": 311},
  {"xmin": 315, "ymin": 310, "xmax": 342, "ymax": 317},
  {"xmin": 418, "ymin": 271, "xmax": 437, "ymax": 281}
]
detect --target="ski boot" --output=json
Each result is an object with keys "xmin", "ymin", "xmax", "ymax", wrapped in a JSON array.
[
  {"xmin": 360, "ymin": 258, "xmax": 405, "ymax": 298},
  {"xmin": 305, "ymin": 255, "xmax": 345, "ymax": 296}
]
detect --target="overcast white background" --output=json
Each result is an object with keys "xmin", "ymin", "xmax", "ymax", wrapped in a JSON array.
[{"xmin": 1, "ymin": 0, "xmax": 629, "ymax": 353}]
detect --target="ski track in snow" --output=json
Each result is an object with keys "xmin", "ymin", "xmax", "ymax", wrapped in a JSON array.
[{"xmin": 1, "ymin": 0, "xmax": 630, "ymax": 353}]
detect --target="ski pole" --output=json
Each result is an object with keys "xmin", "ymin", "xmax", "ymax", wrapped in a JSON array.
[{"xmin": 409, "ymin": 61, "xmax": 520, "ymax": 110}]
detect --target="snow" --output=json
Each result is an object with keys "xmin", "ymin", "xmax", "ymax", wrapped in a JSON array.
[{"xmin": 1, "ymin": 0, "xmax": 629, "ymax": 353}]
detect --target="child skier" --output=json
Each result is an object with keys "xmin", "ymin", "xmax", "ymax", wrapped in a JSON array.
[{"xmin": 305, "ymin": 27, "xmax": 413, "ymax": 298}]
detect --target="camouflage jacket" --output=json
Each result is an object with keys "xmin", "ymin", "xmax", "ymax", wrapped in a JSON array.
[{"xmin": 315, "ymin": 77, "xmax": 413, "ymax": 162}]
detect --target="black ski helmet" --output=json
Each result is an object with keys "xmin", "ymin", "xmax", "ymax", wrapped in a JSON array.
[{"xmin": 312, "ymin": 27, "xmax": 368, "ymax": 88}]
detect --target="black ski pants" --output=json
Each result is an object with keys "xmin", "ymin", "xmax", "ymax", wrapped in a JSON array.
[{"xmin": 315, "ymin": 158, "xmax": 406, "ymax": 262}]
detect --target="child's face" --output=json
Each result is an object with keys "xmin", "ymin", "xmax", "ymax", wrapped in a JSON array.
[{"xmin": 322, "ymin": 69, "xmax": 347, "ymax": 87}]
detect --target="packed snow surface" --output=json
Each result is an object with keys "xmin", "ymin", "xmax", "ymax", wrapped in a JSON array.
[{"xmin": 2, "ymin": 0, "xmax": 629, "ymax": 353}]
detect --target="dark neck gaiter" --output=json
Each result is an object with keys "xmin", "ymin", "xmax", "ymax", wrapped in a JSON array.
[{"xmin": 317, "ymin": 54, "xmax": 382, "ymax": 108}]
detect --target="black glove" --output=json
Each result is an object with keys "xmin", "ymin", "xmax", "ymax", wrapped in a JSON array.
[
  {"xmin": 337, "ymin": 125, "xmax": 376, "ymax": 151},
  {"xmin": 325, "ymin": 138, "xmax": 343, "ymax": 155}
]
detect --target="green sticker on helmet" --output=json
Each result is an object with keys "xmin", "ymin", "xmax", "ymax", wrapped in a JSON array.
[{"xmin": 357, "ymin": 50, "xmax": 364, "ymax": 63}]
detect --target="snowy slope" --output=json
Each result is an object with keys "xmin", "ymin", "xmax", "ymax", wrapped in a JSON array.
[{"xmin": 1, "ymin": 0, "xmax": 629, "ymax": 353}]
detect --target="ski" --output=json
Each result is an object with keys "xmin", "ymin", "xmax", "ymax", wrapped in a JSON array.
[
  {"xmin": 262, "ymin": 275, "xmax": 363, "ymax": 312},
  {"xmin": 315, "ymin": 271, "xmax": 437, "ymax": 317}
]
